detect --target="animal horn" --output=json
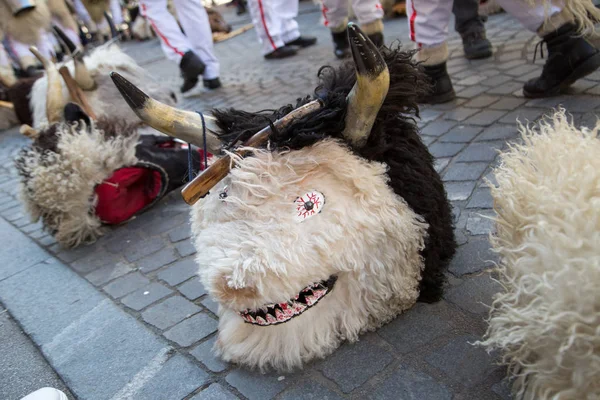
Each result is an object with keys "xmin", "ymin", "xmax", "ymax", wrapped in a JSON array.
[
  {"xmin": 29, "ymin": 46, "xmax": 65, "ymax": 124},
  {"xmin": 343, "ymin": 23, "xmax": 389, "ymax": 148},
  {"xmin": 110, "ymin": 71, "xmax": 223, "ymax": 153},
  {"xmin": 52, "ymin": 25, "xmax": 78, "ymax": 55},
  {"xmin": 51, "ymin": 25, "xmax": 95, "ymax": 91}
]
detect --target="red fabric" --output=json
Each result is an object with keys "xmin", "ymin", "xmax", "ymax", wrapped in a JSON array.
[
  {"xmin": 95, "ymin": 167, "xmax": 162, "ymax": 224},
  {"xmin": 258, "ymin": 0, "xmax": 277, "ymax": 50},
  {"xmin": 409, "ymin": 1, "xmax": 417, "ymax": 42},
  {"xmin": 140, "ymin": 3, "xmax": 184, "ymax": 56}
]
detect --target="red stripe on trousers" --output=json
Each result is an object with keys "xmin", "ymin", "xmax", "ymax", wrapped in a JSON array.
[
  {"xmin": 257, "ymin": 0, "xmax": 277, "ymax": 50},
  {"xmin": 141, "ymin": 3, "xmax": 184, "ymax": 56},
  {"xmin": 321, "ymin": 4, "xmax": 329, "ymax": 27},
  {"xmin": 409, "ymin": 1, "xmax": 417, "ymax": 42}
]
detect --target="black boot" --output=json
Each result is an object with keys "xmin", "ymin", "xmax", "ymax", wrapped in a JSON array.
[
  {"xmin": 461, "ymin": 30, "xmax": 492, "ymax": 59},
  {"xmin": 179, "ymin": 51, "xmax": 205, "ymax": 93},
  {"xmin": 419, "ymin": 63, "xmax": 456, "ymax": 104},
  {"xmin": 331, "ymin": 30, "xmax": 350, "ymax": 59},
  {"xmin": 524, "ymin": 23, "xmax": 600, "ymax": 98},
  {"xmin": 367, "ymin": 32, "xmax": 384, "ymax": 48}
]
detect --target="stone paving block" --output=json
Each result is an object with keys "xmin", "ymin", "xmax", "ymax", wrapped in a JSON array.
[
  {"xmin": 492, "ymin": 379, "xmax": 513, "ymax": 400},
  {"xmin": 124, "ymin": 237, "xmax": 166, "ymax": 262},
  {"xmin": 421, "ymin": 120, "xmax": 457, "ymax": 137},
  {"xmin": 466, "ymin": 188, "xmax": 494, "ymax": 209},
  {"xmin": 131, "ymin": 354, "xmax": 208, "ymax": 400},
  {"xmin": 21, "ymin": 221, "xmax": 44, "ymax": 234},
  {"xmin": 552, "ymin": 95, "xmax": 600, "ymax": 112},
  {"xmin": 29, "ymin": 229, "xmax": 46, "ymax": 239},
  {"xmin": 428, "ymin": 143, "xmax": 466, "ymax": 158},
  {"xmin": 466, "ymin": 211, "xmax": 496, "ymax": 235},
  {"xmin": 37, "ymin": 234, "xmax": 57, "ymax": 247},
  {"xmin": 104, "ymin": 231, "xmax": 143, "ymax": 253},
  {"xmin": 226, "ymin": 369, "xmax": 292, "ymax": 400},
  {"xmin": 317, "ymin": 333, "xmax": 394, "ymax": 393},
  {"xmin": 136, "ymin": 247, "xmax": 178, "ymax": 273},
  {"xmin": 5, "ymin": 211, "xmax": 24, "ymax": 222},
  {"xmin": 178, "ymin": 278, "xmax": 207, "ymax": 300},
  {"xmin": 445, "ymin": 272, "xmax": 501, "ymax": 316},
  {"xmin": 157, "ymin": 258, "xmax": 198, "ymax": 286},
  {"xmin": 144, "ymin": 214, "xmax": 187, "ymax": 236},
  {"xmin": 168, "ymin": 223, "xmax": 192, "ymax": 242},
  {"xmin": 0, "ymin": 199, "xmax": 20, "ymax": 212},
  {"xmin": 425, "ymin": 335, "xmax": 500, "ymax": 388},
  {"xmin": 504, "ymin": 64, "xmax": 537, "ymax": 77},
  {"xmin": 475, "ymin": 125, "xmax": 518, "ymax": 141},
  {"xmin": 488, "ymin": 97, "xmax": 527, "ymax": 111},
  {"xmin": 368, "ymin": 364, "xmax": 452, "ymax": 400},
  {"xmin": 190, "ymin": 384, "xmax": 239, "ymax": 400},
  {"xmin": 13, "ymin": 216, "xmax": 31, "ymax": 228},
  {"xmin": 455, "ymin": 229, "xmax": 468, "ymax": 246},
  {"xmin": 455, "ymin": 141, "xmax": 504, "ymax": 162},
  {"xmin": 121, "ymin": 282, "xmax": 173, "ymax": 311},
  {"xmin": 421, "ymin": 136, "xmax": 436, "ymax": 146},
  {"xmin": 0, "ymin": 218, "xmax": 50, "ymax": 281},
  {"xmin": 163, "ymin": 313, "xmax": 218, "ymax": 347},
  {"xmin": 71, "ymin": 251, "xmax": 122, "ymax": 275},
  {"xmin": 419, "ymin": 108, "xmax": 444, "ymax": 123},
  {"xmin": 443, "ymin": 162, "xmax": 489, "ymax": 182},
  {"xmin": 429, "ymin": 98, "xmax": 467, "ymax": 111},
  {"xmin": 456, "ymin": 74, "xmax": 487, "ymax": 86},
  {"xmin": 176, "ymin": 240, "xmax": 197, "ymax": 257},
  {"xmin": 280, "ymin": 380, "xmax": 344, "ymax": 400},
  {"xmin": 190, "ymin": 336, "xmax": 229, "ymax": 372},
  {"xmin": 456, "ymin": 85, "xmax": 488, "ymax": 99},
  {"xmin": 378, "ymin": 302, "xmax": 455, "ymax": 354},
  {"xmin": 438, "ymin": 126, "xmax": 482, "ymax": 143},
  {"xmin": 448, "ymin": 238, "xmax": 499, "ymax": 276},
  {"xmin": 481, "ymin": 75, "xmax": 513, "ymax": 87},
  {"xmin": 486, "ymin": 82, "xmax": 523, "ymax": 95},
  {"xmin": 497, "ymin": 59, "xmax": 526, "ymax": 70},
  {"xmin": 202, "ymin": 296, "xmax": 219, "ymax": 315},
  {"xmin": 499, "ymin": 108, "xmax": 547, "ymax": 124},
  {"xmin": 85, "ymin": 261, "xmax": 132, "ymax": 286},
  {"xmin": 142, "ymin": 296, "xmax": 201, "ymax": 330},
  {"xmin": 463, "ymin": 110, "xmax": 507, "ymax": 126},
  {"xmin": 463, "ymin": 95, "xmax": 500, "ymax": 108},
  {"xmin": 445, "ymin": 181, "xmax": 476, "ymax": 201},
  {"xmin": 434, "ymin": 158, "xmax": 450, "ymax": 174},
  {"xmin": 443, "ymin": 107, "xmax": 480, "ymax": 122},
  {"xmin": 54, "ymin": 244, "xmax": 93, "ymax": 263},
  {"xmin": 103, "ymin": 272, "xmax": 150, "ymax": 299}
]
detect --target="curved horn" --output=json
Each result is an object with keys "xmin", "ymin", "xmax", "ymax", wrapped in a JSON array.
[
  {"xmin": 30, "ymin": 46, "xmax": 65, "ymax": 124},
  {"xmin": 73, "ymin": 56, "xmax": 96, "ymax": 91},
  {"xmin": 52, "ymin": 25, "xmax": 78, "ymax": 54},
  {"xmin": 343, "ymin": 23, "xmax": 389, "ymax": 148},
  {"xmin": 110, "ymin": 72, "xmax": 223, "ymax": 153},
  {"xmin": 104, "ymin": 11, "xmax": 119, "ymax": 39}
]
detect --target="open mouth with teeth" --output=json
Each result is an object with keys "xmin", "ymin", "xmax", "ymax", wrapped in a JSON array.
[{"xmin": 239, "ymin": 276, "xmax": 337, "ymax": 326}]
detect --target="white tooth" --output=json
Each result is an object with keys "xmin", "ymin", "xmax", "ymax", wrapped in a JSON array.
[
  {"xmin": 255, "ymin": 316, "xmax": 267, "ymax": 325},
  {"xmin": 305, "ymin": 295, "xmax": 317, "ymax": 306},
  {"xmin": 265, "ymin": 314, "xmax": 277, "ymax": 323}
]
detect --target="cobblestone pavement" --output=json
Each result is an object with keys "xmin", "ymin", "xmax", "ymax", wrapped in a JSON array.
[{"xmin": 1, "ymin": 4, "xmax": 600, "ymax": 400}]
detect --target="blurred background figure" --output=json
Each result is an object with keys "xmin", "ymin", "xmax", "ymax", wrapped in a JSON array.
[{"xmin": 453, "ymin": 0, "xmax": 492, "ymax": 59}]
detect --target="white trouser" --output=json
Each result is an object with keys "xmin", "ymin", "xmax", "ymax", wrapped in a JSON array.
[
  {"xmin": 247, "ymin": 0, "xmax": 301, "ymax": 55},
  {"xmin": 73, "ymin": 0, "xmax": 93, "ymax": 25},
  {"xmin": 7, "ymin": 31, "xmax": 55, "ymax": 68},
  {"xmin": 321, "ymin": 0, "xmax": 384, "ymax": 31},
  {"xmin": 53, "ymin": 18, "xmax": 82, "ymax": 48},
  {"xmin": 110, "ymin": 0, "xmax": 124, "ymax": 25},
  {"xmin": 140, "ymin": 0, "xmax": 219, "ymax": 79},
  {"xmin": 406, "ymin": 0, "xmax": 562, "ymax": 47}
]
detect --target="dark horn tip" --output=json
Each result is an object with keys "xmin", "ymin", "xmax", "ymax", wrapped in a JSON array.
[
  {"xmin": 110, "ymin": 72, "xmax": 149, "ymax": 111},
  {"xmin": 53, "ymin": 24, "xmax": 77, "ymax": 53},
  {"xmin": 347, "ymin": 22, "xmax": 386, "ymax": 77}
]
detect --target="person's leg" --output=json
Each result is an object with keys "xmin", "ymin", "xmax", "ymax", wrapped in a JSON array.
[
  {"xmin": 406, "ymin": 0, "xmax": 455, "ymax": 103},
  {"xmin": 277, "ymin": 0, "xmax": 316, "ymax": 49},
  {"xmin": 109, "ymin": 0, "xmax": 124, "ymax": 25},
  {"xmin": 172, "ymin": 0, "xmax": 220, "ymax": 87},
  {"xmin": 0, "ymin": 43, "xmax": 17, "ymax": 87},
  {"xmin": 7, "ymin": 36, "xmax": 40, "ymax": 76},
  {"xmin": 352, "ymin": 0, "xmax": 385, "ymax": 46},
  {"xmin": 140, "ymin": 0, "xmax": 205, "ymax": 92},
  {"xmin": 322, "ymin": 0, "xmax": 351, "ymax": 58},
  {"xmin": 497, "ymin": 0, "xmax": 600, "ymax": 97},
  {"xmin": 246, "ymin": 0, "xmax": 295, "ymax": 59},
  {"xmin": 452, "ymin": 0, "xmax": 492, "ymax": 59}
]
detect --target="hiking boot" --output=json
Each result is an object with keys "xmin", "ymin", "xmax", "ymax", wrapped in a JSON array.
[
  {"xmin": 461, "ymin": 30, "xmax": 492, "ymax": 59},
  {"xmin": 331, "ymin": 30, "xmax": 351, "ymax": 59},
  {"xmin": 368, "ymin": 32, "xmax": 384, "ymax": 48},
  {"xmin": 524, "ymin": 22, "xmax": 600, "ymax": 98},
  {"xmin": 285, "ymin": 36, "xmax": 317, "ymax": 48},
  {"xmin": 179, "ymin": 51, "xmax": 205, "ymax": 93},
  {"xmin": 264, "ymin": 45, "xmax": 297, "ymax": 59},
  {"xmin": 203, "ymin": 77, "xmax": 222, "ymax": 89},
  {"xmin": 419, "ymin": 62, "xmax": 456, "ymax": 104}
]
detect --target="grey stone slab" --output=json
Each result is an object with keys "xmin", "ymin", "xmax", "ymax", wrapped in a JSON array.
[
  {"xmin": 168, "ymin": 223, "xmax": 192, "ymax": 242},
  {"xmin": 480, "ymin": 75, "xmax": 512, "ymax": 87},
  {"xmin": 476, "ymin": 125, "xmax": 518, "ymax": 141},
  {"xmin": 124, "ymin": 237, "xmax": 166, "ymax": 262},
  {"xmin": 368, "ymin": 364, "xmax": 452, "ymax": 400},
  {"xmin": 497, "ymin": 59, "xmax": 527, "ymax": 70},
  {"xmin": 438, "ymin": 126, "xmax": 482, "ymax": 143},
  {"xmin": 456, "ymin": 85, "xmax": 489, "ymax": 99},
  {"xmin": 455, "ymin": 141, "xmax": 504, "ymax": 162},
  {"xmin": 121, "ymin": 282, "xmax": 174, "ymax": 311},
  {"xmin": 448, "ymin": 238, "xmax": 499, "ymax": 276},
  {"xmin": 443, "ymin": 107, "xmax": 480, "ymax": 122},
  {"xmin": 103, "ymin": 272, "xmax": 150, "ymax": 299},
  {"xmin": 445, "ymin": 272, "xmax": 502, "ymax": 315},
  {"xmin": 318, "ymin": 333, "xmax": 394, "ymax": 393},
  {"xmin": 70, "ymin": 251, "xmax": 122, "ymax": 275},
  {"xmin": 445, "ymin": 181, "xmax": 476, "ymax": 201},
  {"xmin": 190, "ymin": 336, "xmax": 229, "ymax": 372},
  {"xmin": 176, "ymin": 240, "xmax": 197, "ymax": 257},
  {"xmin": 104, "ymin": 231, "xmax": 143, "ymax": 253},
  {"xmin": 434, "ymin": 158, "xmax": 450, "ymax": 174},
  {"xmin": 157, "ymin": 258, "xmax": 199, "ymax": 285},
  {"xmin": 466, "ymin": 187, "xmax": 494, "ymax": 209},
  {"xmin": 455, "ymin": 229, "xmax": 468, "ymax": 246},
  {"xmin": 21, "ymin": 221, "xmax": 43, "ymax": 234},
  {"xmin": 378, "ymin": 302, "xmax": 456, "ymax": 354},
  {"xmin": 130, "ymin": 354, "xmax": 208, "ymax": 400},
  {"xmin": 456, "ymin": 74, "xmax": 487, "ymax": 86},
  {"xmin": 466, "ymin": 211, "xmax": 496, "ymax": 235},
  {"xmin": 202, "ymin": 296, "xmax": 220, "ymax": 315},
  {"xmin": 486, "ymin": 82, "xmax": 523, "ymax": 95},
  {"xmin": 142, "ymin": 296, "xmax": 201, "ymax": 330},
  {"xmin": 421, "ymin": 136, "xmax": 436, "ymax": 146},
  {"xmin": 85, "ymin": 262, "xmax": 132, "ymax": 286},
  {"xmin": 37, "ymin": 234, "xmax": 58, "ymax": 247},
  {"xmin": 226, "ymin": 369, "xmax": 291, "ymax": 400},
  {"xmin": 443, "ymin": 162, "xmax": 489, "ymax": 182},
  {"xmin": 178, "ymin": 278, "xmax": 207, "ymax": 300},
  {"xmin": 144, "ymin": 213, "xmax": 187, "ymax": 236},
  {"xmin": 463, "ymin": 110, "xmax": 507, "ymax": 126},
  {"xmin": 499, "ymin": 108, "xmax": 548, "ymax": 124},
  {"xmin": 190, "ymin": 384, "xmax": 239, "ymax": 400},
  {"xmin": 163, "ymin": 313, "xmax": 218, "ymax": 347},
  {"xmin": 463, "ymin": 95, "xmax": 500, "ymax": 109},
  {"xmin": 55, "ymin": 245, "xmax": 94, "ymax": 263},
  {"xmin": 280, "ymin": 380, "xmax": 344, "ymax": 400},
  {"xmin": 492, "ymin": 379, "xmax": 514, "ymax": 400},
  {"xmin": 425, "ymin": 335, "xmax": 500, "ymax": 388},
  {"xmin": 488, "ymin": 97, "xmax": 527, "ymax": 111},
  {"xmin": 136, "ymin": 247, "xmax": 178, "ymax": 273},
  {"xmin": 421, "ymin": 120, "xmax": 457, "ymax": 137},
  {"xmin": 0, "ymin": 218, "xmax": 50, "ymax": 281},
  {"xmin": 419, "ymin": 108, "xmax": 444, "ymax": 123},
  {"xmin": 504, "ymin": 64, "xmax": 538, "ymax": 77},
  {"xmin": 428, "ymin": 143, "xmax": 466, "ymax": 158}
]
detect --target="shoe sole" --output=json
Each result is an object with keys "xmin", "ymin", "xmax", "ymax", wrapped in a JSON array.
[
  {"xmin": 523, "ymin": 52, "xmax": 600, "ymax": 98},
  {"xmin": 464, "ymin": 49, "xmax": 493, "ymax": 60}
]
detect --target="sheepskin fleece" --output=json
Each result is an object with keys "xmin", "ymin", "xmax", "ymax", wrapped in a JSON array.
[
  {"xmin": 192, "ymin": 139, "xmax": 428, "ymax": 371},
  {"xmin": 30, "ymin": 44, "xmax": 176, "ymax": 128},
  {"xmin": 479, "ymin": 109, "xmax": 600, "ymax": 400},
  {"xmin": 0, "ymin": 1, "xmax": 51, "ymax": 45},
  {"xmin": 15, "ymin": 121, "xmax": 138, "ymax": 248}
]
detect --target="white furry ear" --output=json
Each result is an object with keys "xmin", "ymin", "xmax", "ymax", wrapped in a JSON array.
[{"xmin": 20, "ymin": 124, "xmax": 39, "ymax": 139}]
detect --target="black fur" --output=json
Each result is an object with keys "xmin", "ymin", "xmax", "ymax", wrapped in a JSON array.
[{"xmin": 212, "ymin": 44, "xmax": 456, "ymax": 303}]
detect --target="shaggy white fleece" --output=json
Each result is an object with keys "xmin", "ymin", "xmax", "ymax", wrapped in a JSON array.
[
  {"xmin": 30, "ymin": 44, "xmax": 176, "ymax": 128},
  {"xmin": 18, "ymin": 122, "xmax": 138, "ymax": 248},
  {"xmin": 191, "ymin": 139, "xmax": 429, "ymax": 371},
  {"xmin": 479, "ymin": 109, "xmax": 600, "ymax": 400}
]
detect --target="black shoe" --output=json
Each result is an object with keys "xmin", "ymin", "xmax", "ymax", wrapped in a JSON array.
[
  {"xmin": 203, "ymin": 77, "xmax": 222, "ymax": 89},
  {"xmin": 367, "ymin": 32, "xmax": 384, "ymax": 48},
  {"xmin": 419, "ymin": 62, "xmax": 456, "ymax": 104},
  {"xmin": 180, "ymin": 51, "xmax": 205, "ymax": 93},
  {"xmin": 524, "ymin": 23, "xmax": 600, "ymax": 98},
  {"xmin": 264, "ymin": 46, "xmax": 297, "ymax": 59},
  {"xmin": 331, "ymin": 30, "xmax": 351, "ymax": 59},
  {"xmin": 285, "ymin": 36, "xmax": 317, "ymax": 48},
  {"xmin": 461, "ymin": 30, "xmax": 492, "ymax": 60}
]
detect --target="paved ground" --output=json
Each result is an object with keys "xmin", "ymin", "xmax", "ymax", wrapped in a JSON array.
[{"xmin": 1, "ymin": 3, "xmax": 600, "ymax": 400}]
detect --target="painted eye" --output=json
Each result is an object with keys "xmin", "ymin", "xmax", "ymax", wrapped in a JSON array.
[
  {"xmin": 219, "ymin": 185, "xmax": 228, "ymax": 200},
  {"xmin": 294, "ymin": 191, "xmax": 325, "ymax": 222}
]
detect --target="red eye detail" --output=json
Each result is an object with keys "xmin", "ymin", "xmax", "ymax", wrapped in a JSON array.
[{"xmin": 294, "ymin": 191, "xmax": 325, "ymax": 222}]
